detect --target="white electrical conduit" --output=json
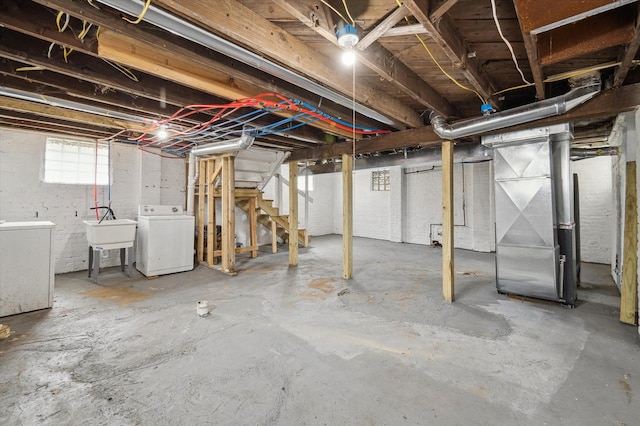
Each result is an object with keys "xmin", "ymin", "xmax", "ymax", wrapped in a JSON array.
[{"xmin": 430, "ymin": 84, "xmax": 601, "ymax": 140}]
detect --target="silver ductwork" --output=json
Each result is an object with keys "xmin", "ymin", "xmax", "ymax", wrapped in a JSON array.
[
  {"xmin": 483, "ymin": 124, "xmax": 578, "ymax": 306},
  {"xmin": 431, "ymin": 79, "xmax": 601, "ymax": 140},
  {"xmin": 189, "ymin": 131, "xmax": 255, "ymax": 157}
]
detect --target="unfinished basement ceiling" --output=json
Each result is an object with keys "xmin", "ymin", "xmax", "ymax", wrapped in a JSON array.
[{"xmin": 0, "ymin": 0, "xmax": 638, "ymax": 158}]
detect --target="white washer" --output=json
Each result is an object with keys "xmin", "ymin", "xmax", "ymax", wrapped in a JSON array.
[{"xmin": 136, "ymin": 205, "xmax": 194, "ymax": 276}]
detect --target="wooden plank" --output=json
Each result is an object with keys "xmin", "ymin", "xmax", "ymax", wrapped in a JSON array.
[
  {"xmin": 272, "ymin": 220, "xmax": 278, "ymax": 254},
  {"xmin": 154, "ymin": 0, "xmax": 422, "ymax": 128},
  {"xmin": 206, "ymin": 160, "xmax": 215, "ymax": 266},
  {"xmin": 442, "ymin": 140, "xmax": 454, "ymax": 302},
  {"xmin": 249, "ymin": 196, "xmax": 258, "ymax": 258},
  {"xmin": 537, "ymin": 9, "xmax": 636, "ymax": 67},
  {"xmin": 212, "ymin": 161, "xmax": 218, "ymax": 265},
  {"xmin": 273, "ymin": 0, "xmax": 457, "ymax": 118},
  {"xmin": 197, "ymin": 158, "xmax": 206, "ymax": 262},
  {"xmin": 221, "ymin": 156, "xmax": 236, "ymax": 273},
  {"xmin": 429, "ymin": 0, "xmax": 460, "ymax": 23},
  {"xmin": 342, "ymin": 153, "xmax": 353, "ymax": 279},
  {"xmin": 357, "ymin": 4, "xmax": 409, "ymax": 50},
  {"xmin": 0, "ymin": 96, "xmax": 146, "ymax": 132},
  {"xmin": 621, "ymin": 162, "xmax": 638, "ymax": 325},
  {"xmin": 289, "ymin": 162, "xmax": 299, "ymax": 266},
  {"xmin": 380, "ymin": 24, "xmax": 429, "ymax": 38},
  {"xmin": 514, "ymin": 0, "xmax": 634, "ymax": 33}
]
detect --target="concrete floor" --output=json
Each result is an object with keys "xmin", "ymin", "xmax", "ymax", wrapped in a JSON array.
[{"xmin": 1, "ymin": 235, "xmax": 638, "ymax": 425}]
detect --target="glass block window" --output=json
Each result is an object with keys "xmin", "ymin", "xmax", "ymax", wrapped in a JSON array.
[
  {"xmin": 44, "ymin": 137, "xmax": 108, "ymax": 185},
  {"xmin": 371, "ymin": 169, "xmax": 390, "ymax": 191}
]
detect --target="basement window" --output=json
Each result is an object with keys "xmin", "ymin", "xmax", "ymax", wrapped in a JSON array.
[
  {"xmin": 44, "ymin": 137, "xmax": 108, "ymax": 185},
  {"xmin": 371, "ymin": 169, "xmax": 390, "ymax": 191}
]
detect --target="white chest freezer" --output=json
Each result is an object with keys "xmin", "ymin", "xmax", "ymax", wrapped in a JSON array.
[
  {"xmin": 0, "ymin": 221, "xmax": 55, "ymax": 317},
  {"xmin": 136, "ymin": 205, "xmax": 194, "ymax": 277}
]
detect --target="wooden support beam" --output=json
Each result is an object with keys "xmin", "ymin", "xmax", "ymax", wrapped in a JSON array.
[
  {"xmin": 249, "ymin": 196, "xmax": 258, "ymax": 259},
  {"xmin": 357, "ymin": 4, "xmax": 410, "ymax": 50},
  {"xmin": 197, "ymin": 158, "xmax": 206, "ymax": 262},
  {"xmin": 206, "ymin": 160, "xmax": 215, "ymax": 266},
  {"xmin": 380, "ymin": 24, "xmax": 430, "ymax": 38},
  {"xmin": 342, "ymin": 154, "xmax": 353, "ymax": 279},
  {"xmin": 442, "ymin": 140, "xmax": 454, "ymax": 302},
  {"xmin": 273, "ymin": 0, "xmax": 457, "ymax": 118},
  {"xmin": 0, "ymin": 96, "xmax": 146, "ymax": 132},
  {"xmin": 621, "ymin": 162, "xmax": 638, "ymax": 325},
  {"xmin": 536, "ymin": 8, "xmax": 636, "ymax": 67},
  {"xmin": 154, "ymin": 0, "xmax": 422, "ymax": 128},
  {"xmin": 403, "ymin": 0, "xmax": 496, "ymax": 104},
  {"xmin": 429, "ymin": 0, "xmax": 460, "ymax": 23},
  {"xmin": 289, "ymin": 162, "xmax": 299, "ymax": 266},
  {"xmin": 614, "ymin": 7, "xmax": 640, "ymax": 87},
  {"xmin": 272, "ymin": 220, "xmax": 278, "ymax": 254},
  {"xmin": 289, "ymin": 82, "xmax": 640, "ymax": 161},
  {"xmin": 221, "ymin": 156, "xmax": 236, "ymax": 274}
]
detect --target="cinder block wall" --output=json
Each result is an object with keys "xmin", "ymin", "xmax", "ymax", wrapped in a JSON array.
[{"xmin": 0, "ymin": 128, "xmax": 186, "ymax": 273}]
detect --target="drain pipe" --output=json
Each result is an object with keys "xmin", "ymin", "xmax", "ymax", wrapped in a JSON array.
[
  {"xmin": 186, "ymin": 154, "xmax": 197, "ymax": 215},
  {"xmin": 190, "ymin": 131, "xmax": 255, "ymax": 157},
  {"xmin": 431, "ymin": 78, "xmax": 601, "ymax": 140},
  {"xmin": 571, "ymin": 147, "xmax": 619, "ymax": 160}
]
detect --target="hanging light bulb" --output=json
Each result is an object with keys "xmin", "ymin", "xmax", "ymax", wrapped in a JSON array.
[
  {"xmin": 157, "ymin": 124, "xmax": 168, "ymax": 140},
  {"xmin": 342, "ymin": 46, "xmax": 356, "ymax": 66},
  {"xmin": 336, "ymin": 20, "xmax": 359, "ymax": 67}
]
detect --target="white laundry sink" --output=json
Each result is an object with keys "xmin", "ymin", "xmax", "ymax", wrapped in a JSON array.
[{"xmin": 83, "ymin": 219, "xmax": 137, "ymax": 247}]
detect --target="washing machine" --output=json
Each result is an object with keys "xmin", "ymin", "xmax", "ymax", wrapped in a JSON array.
[{"xmin": 136, "ymin": 205, "xmax": 194, "ymax": 276}]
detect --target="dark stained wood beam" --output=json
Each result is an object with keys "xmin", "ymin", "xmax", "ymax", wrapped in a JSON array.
[
  {"xmin": 289, "ymin": 83, "xmax": 640, "ymax": 161},
  {"xmin": 514, "ymin": 0, "xmax": 636, "ymax": 34},
  {"xmin": 153, "ymin": 0, "xmax": 422, "ymax": 128},
  {"xmin": 273, "ymin": 0, "xmax": 458, "ymax": 118},
  {"xmin": 404, "ymin": 0, "xmax": 496, "ymax": 104},
  {"xmin": 513, "ymin": 0, "xmax": 545, "ymax": 99},
  {"xmin": 614, "ymin": 6, "xmax": 640, "ymax": 87},
  {"xmin": 537, "ymin": 7, "xmax": 636, "ymax": 67}
]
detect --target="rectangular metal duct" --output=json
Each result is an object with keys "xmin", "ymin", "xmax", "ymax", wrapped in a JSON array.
[{"xmin": 483, "ymin": 124, "xmax": 577, "ymax": 306}]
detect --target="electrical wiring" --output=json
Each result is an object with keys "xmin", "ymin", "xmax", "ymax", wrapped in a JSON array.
[
  {"xmin": 104, "ymin": 92, "xmax": 390, "ymax": 156},
  {"xmin": 101, "ymin": 58, "xmax": 139, "ymax": 82},
  {"xmin": 490, "ymin": 0, "xmax": 530, "ymax": 85},
  {"xmin": 342, "ymin": 0, "xmax": 356, "ymax": 26},
  {"xmin": 394, "ymin": 1, "xmax": 486, "ymax": 104},
  {"xmin": 122, "ymin": 0, "xmax": 151, "ymax": 24},
  {"xmin": 319, "ymin": 0, "xmax": 350, "ymax": 26}
]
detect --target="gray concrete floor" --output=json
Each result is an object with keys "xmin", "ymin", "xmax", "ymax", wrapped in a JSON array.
[{"xmin": 1, "ymin": 235, "xmax": 639, "ymax": 425}]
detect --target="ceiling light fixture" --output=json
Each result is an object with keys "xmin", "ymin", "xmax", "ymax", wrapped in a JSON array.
[
  {"xmin": 336, "ymin": 20, "xmax": 359, "ymax": 67},
  {"xmin": 157, "ymin": 124, "xmax": 168, "ymax": 140}
]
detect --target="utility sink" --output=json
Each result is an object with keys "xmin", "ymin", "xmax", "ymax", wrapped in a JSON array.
[{"xmin": 83, "ymin": 219, "xmax": 137, "ymax": 247}]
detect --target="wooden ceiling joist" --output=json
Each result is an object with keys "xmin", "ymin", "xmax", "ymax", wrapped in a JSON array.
[
  {"xmin": 403, "ymin": 0, "xmax": 496, "ymax": 103},
  {"xmin": 614, "ymin": 7, "xmax": 640, "ymax": 87},
  {"xmin": 356, "ymin": 4, "xmax": 410, "ymax": 50},
  {"xmin": 273, "ymin": 0, "xmax": 458, "ymax": 118},
  {"xmin": 152, "ymin": 0, "xmax": 422, "ymax": 128}
]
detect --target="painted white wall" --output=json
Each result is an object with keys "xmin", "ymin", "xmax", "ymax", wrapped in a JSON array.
[
  {"xmin": 573, "ymin": 156, "xmax": 614, "ymax": 264},
  {"xmin": 0, "ymin": 128, "xmax": 185, "ymax": 273}
]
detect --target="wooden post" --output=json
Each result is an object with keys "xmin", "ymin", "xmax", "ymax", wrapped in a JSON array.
[
  {"xmin": 197, "ymin": 158, "xmax": 206, "ymax": 263},
  {"xmin": 342, "ymin": 153, "xmax": 353, "ymax": 279},
  {"xmin": 621, "ymin": 162, "xmax": 638, "ymax": 324},
  {"xmin": 249, "ymin": 196, "xmax": 258, "ymax": 258},
  {"xmin": 289, "ymin": 162, "xmax": 299, "ymax": 266},
  {"xmin": 271, "ymin": 219, "xmax": 278, "ymax": 253},
  {"xmin": 221, "ymin": 156, "xmax": 236, "ymax": 274},
  {"xmin": 206, "ymin": 159, "xmax": 215, "ymax": 266},
  {"xmin": 442, "ymin": 140, "xmax": 454, "ymax": 302}
]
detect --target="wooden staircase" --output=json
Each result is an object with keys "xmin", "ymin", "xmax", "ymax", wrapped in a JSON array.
[{"xmin": 235, "ymin": 190, "xmax": 310, "ymax": 247}]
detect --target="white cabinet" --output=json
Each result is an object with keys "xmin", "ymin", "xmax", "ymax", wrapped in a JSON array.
[{"xmin": 0, "ymin": 221, "xmax": 55, "ymax": 317}]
